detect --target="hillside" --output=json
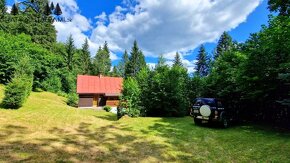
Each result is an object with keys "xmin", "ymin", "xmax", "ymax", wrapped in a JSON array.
[{"xmin": 0, "ymin": 85, "xmax": 290, "ymax": 162}]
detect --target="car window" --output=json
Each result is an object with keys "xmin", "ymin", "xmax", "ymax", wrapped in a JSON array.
[
  {"xmin": 194, "ymin": 100, "xmax": 202, "ymax": 106},
  {"xmin": 202, "ymin": 99, "xmax": 215, "ymax": 106}
]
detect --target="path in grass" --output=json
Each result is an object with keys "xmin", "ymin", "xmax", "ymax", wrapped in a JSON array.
[{"xmin": 0, "ymin": 85, "xmax": 290, "ymax": 162}]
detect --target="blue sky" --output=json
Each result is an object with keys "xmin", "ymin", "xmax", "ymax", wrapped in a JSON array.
[{"xmin": 7, "ymin": 0, "xmax": 270, "ymax": 72}]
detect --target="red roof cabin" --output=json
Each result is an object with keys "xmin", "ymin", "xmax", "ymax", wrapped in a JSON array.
[{"xmin": 77, "ymin": 75, "xmax": 123, "ymax": 108}]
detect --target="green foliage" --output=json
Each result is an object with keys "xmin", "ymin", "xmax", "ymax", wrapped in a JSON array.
[
  {"xmin": 67, "ymin": 92, "xmax": 78, "ymax": 107},
  {"xmin": 115, "ymin": 50, "xmax": 129, "ymax": 77},
  {"xmin": 0, "ymin": 0, "xmax": 57, "ymax": 48},
  {"xmin": 104, "ymin": 106, "xmax": 112, "ymax": 112},
  {"xmin": 195, "ymin": 45, "xmax": 210, "ymax": 77},
  {"xmin": 173, "ymin": 52, "xmax": 183, "ymax": 67},
  {"xmin": 125, "ymin": 40, "xmax": 146, "ymax": 78},
  {"xmin": 2, "ymin": 56, "xmax": 34, "ymax": 109},
  {"xmin": 78, "ymin": 38, "xmax": 91, "ymax": 75},
  {"xmin": 215, "ymin": 31, "xmax": 233, "ymax": 59},
  {"xmin": 121, "ymin": 77, "xmax": 141, "ymax": 117},
  {"xmin": 92, "ymin": 42, "xmax": 111, "ymax": 76},
  {"xmin": 65, "ymin": 35, "xmax": 76, "ymax": 71},
  {"xmin": 42, "ymin": 73, "xmax": 62, "ymax": 93},
  {"xmin": 0, "ymin": 0, "xmax": 6, "ymax": 14},
  {"xmin": 268, "ymin": 0, "xmax": 290, "ymax": 16}
]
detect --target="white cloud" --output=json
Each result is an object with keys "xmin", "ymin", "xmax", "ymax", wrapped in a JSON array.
[
  {"xmin": 90, "ymin": 0, "xmax": 261, "ymax": 58},
  {"xmin": 51, "ymin": 0, "xmax": 119, "ymax": 61},
  {"xmin": 6, "ymin": 5, "xmax": 12, "ymax": 13}
]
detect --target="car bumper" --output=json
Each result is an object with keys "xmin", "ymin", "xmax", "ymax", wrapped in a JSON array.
[{"xmin": 195, "ymin": 116, "xmax": 220, "ymax": 121}]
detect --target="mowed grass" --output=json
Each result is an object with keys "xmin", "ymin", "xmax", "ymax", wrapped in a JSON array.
[{"xmin": 0, "ymin": 85, "xmax": 290, "ymax": 162}]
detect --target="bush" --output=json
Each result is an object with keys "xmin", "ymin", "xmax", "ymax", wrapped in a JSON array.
[
  {"xmin": 42, "ymin": 74, "xmax": 62, "ymax": 93},
  {"xmin": 67, "ymin": 92, "xmax": 78, "ymax": 107},
  {"xmin": 104, "ymin": 106, "xmax": 112, "ymax": 112},
  {"xmin": 2, "ymin": 56, "xmax": 34, "ymax": 109},
  {"xmin": 2, "ymin": 77, "xmax": 32, "ymax": 109}
]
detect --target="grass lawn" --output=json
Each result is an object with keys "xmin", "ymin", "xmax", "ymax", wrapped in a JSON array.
[{"xmin": 0, "ymin": 85, "xmax": 290, "ymax": 162}]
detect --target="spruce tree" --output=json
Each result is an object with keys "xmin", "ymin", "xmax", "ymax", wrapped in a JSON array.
[
  {"xmin": 80, "ymin": 38, "xmax": 91, "ymax": 74},
  {"xmin": 93, "ymin": 42, "xmax": 111, "ymax": 76},
  {"xmin": 65, "ymin": 35, "xmax": 76, "ymax": 70},
  {"xmin": 195, "ymin": 45, "xmax": 209, "ymax": 77},
  {"xmin": 125, "ymin": 40, "xmax": 146, "ymax": 78},
  {"xmin": 173, "ymin": 52, "xmax": 183, "ymax": 67},
  {"xmin": 214, "ymin": 31, "xmax": 233, "ymax": 59},
  {"xmin": 54, "ymin": 3, "xmax": 62, "ymax": 15},
  {"xmin": 11, "ymin": 3, "xmax": 18, "ymax": 15},
  {"xmin": 116, "ymin": 50, "xmax": 129, "ymax": 77}
]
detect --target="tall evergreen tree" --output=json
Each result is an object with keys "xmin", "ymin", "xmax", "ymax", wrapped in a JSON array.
[
  {"xmin": 11, "ymin": 3, "xmax": 18, "ymax": 15},
  {"xmin": 65, "ymin": 35, "xmax": 76, "ymax": 70},
  {"xmin": 79, "ymin": 38, "xmax": 91, "ymax": 74},
  {"xmin": 93, "ymin": 42, "xmax": 111, "ymax": 75},
  {"xmin": 214, "ymin": 31, "xmax": 233, "ymax": 59},
  {"xmin": 195, "ymin": 45, "xmax": 209, "ymax": 77},
  {"xmin": 173, "ymin": 52, "xmax": 183, "ymax": 67},
  {"xmin": 116, "ymin": 50, "xmax": 129, "ymax": 77},
  {"xmin": 54, "ymin": 3, "xmax": 62, "ymax": 15},
  {"xmin": 125, "ymin": 40, "xmax": 146, "ymax": 77}
]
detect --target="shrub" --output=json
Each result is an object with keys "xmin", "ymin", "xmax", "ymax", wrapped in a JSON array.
[
  {"xmin": 67, "ymin": 92, "xmax": 78, "ymax": 107},
  {"xmin": 121, "ymin": 77, "xmax": 141, "ymax": 117},
  {"xmin": 104, "ymin": 106, "xmax": 112, "ymax": 112},
  {"xmin": 42, "ymin": 74, "xmax": 62, "ymax": 93},
  {"xmin": 2, "ymin": 56, "xmax": 34, "ymax": 109},
  {"xmin": 2, "ymin": 77, "xmax": 32, "ymax": 109}
]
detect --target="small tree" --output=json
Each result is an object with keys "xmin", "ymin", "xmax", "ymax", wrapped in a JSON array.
[
  {"xmin": 11, "ymin": 3, "xmax": 18, "ymax": 15},
  {"xmin": 2, "ymin": 56, "xmax": 34, "ymax": 109},
  {"xmin": 54, "ymin": 3, "xmax": 62, "ymax": 15},
  {"xmin": 121, "ymin": 77, "xmax": 141, "ymax": 117}
]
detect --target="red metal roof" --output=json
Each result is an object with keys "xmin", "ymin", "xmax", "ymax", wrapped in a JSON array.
[{"xmin": 77, "ymin": 75, "xmax": 123, "ymax": 95}]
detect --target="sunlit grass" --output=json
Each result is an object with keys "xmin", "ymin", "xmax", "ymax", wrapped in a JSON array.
[{"xmin": 0, "ymin": 85, "xmax": 289, "ymax": 162}]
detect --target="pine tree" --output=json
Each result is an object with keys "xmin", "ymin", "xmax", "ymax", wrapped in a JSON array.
[
  {"xmin": 195, "ymin": 45, "xmax": 209, "ymax": 77},
  {"xmin": 80, "ymin": 38, "xmax": 91, "ymax": 74},
  {"xmin": 50, "ymin": 2, "xmax": 55, "ymax": 11},
  {"xmin": 116, "ymin": 50, "xmax": 129, "ymax": 77},
  {"xmin": 65, "ymin": 35, "xmax": 76, "ymax": 70},
  {"xmin": 173, "ymin": 52, "xmax": 183, "ymax": 67},
  {"xmin": 44, "ymin": 2, "xmax": 51, "ymax": 16},
  {"xmin": 125, "ymin": 40, "xmax": 146, "ymax": 78},
  {"xmin": 214, "ymin": 31, "xmax": 233, "ymax": 59},
  {"xmin": 93, "ymin": 42, "xmax": 111, "ymax": 75},
  {"xmin": 54, "ymin": 3, "xmax": 62, "ymax": 15},
  {"xmin": 11, "ymin": 3, "xmax": 18, "ymax": 15}
]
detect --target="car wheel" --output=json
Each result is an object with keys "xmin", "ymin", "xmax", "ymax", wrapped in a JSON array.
[{"xmin": 194, "ymin": 118, "xmax": 201, "ymax": 125}]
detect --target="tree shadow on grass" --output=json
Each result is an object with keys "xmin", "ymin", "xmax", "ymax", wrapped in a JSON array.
[
  {"xmin": 94, "ymin": 114, "xmax": 118, "ymax": 121},
  {"xmin": 0, "ymin": 122, "xmax": 173, "ymax": 162}
]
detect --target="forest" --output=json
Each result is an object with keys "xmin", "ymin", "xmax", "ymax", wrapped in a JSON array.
[{"xmin": 0, "ymin": 0, "xmax": 289, "ymax": 128}]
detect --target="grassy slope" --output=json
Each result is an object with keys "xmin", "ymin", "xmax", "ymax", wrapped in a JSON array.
[{"xmin": 0, "ymin": 85, "xmax": 290, "ymax": 162}]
